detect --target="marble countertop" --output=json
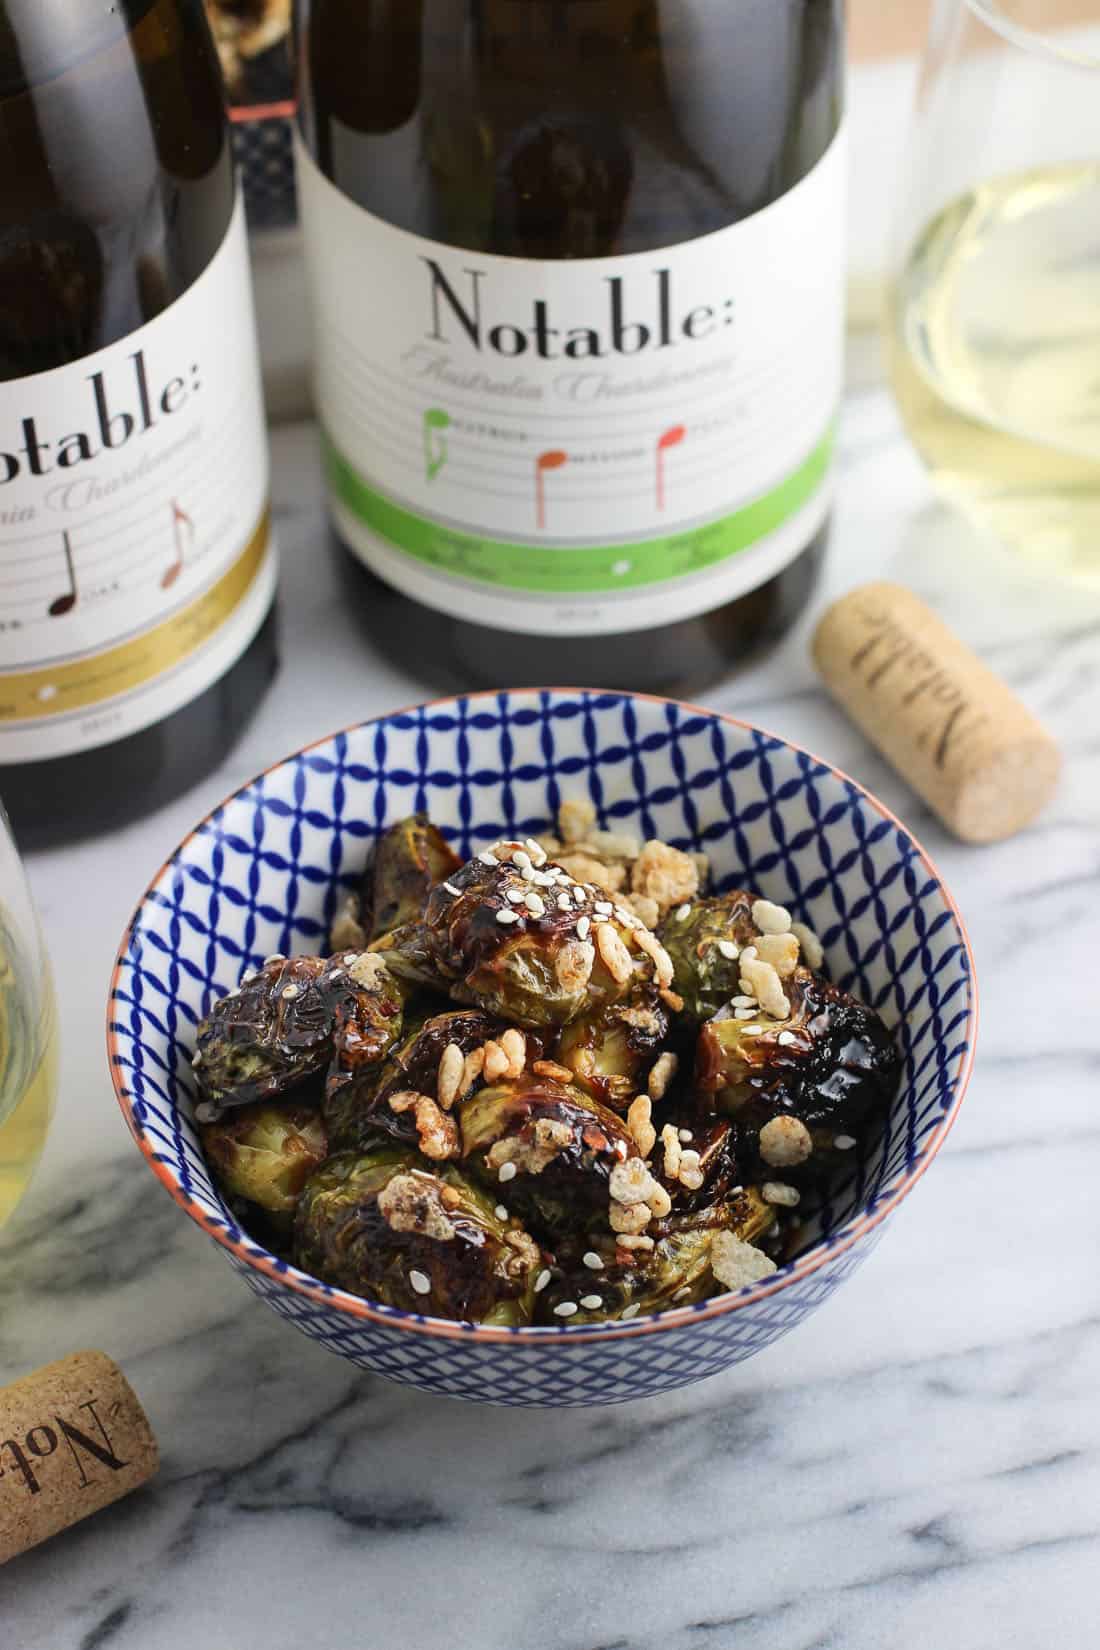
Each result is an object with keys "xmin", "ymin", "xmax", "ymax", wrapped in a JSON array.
[{"xmin": 4, "ymin": 370, "xmax": 1100, "ymax": 1650}]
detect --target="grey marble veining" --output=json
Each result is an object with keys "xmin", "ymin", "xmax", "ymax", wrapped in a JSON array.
[{"xmin": 3, "ymin": 385, "xmax": 1099, "ymax": 1650}]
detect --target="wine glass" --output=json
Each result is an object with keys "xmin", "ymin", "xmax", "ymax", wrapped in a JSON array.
[
  {"xmin": 887, "ymin": 0, "xmax": 1100, "ymax": 582},
  {"xmin": 0, "ymin": 802, "xmax": 57, "ymax": 1228}
]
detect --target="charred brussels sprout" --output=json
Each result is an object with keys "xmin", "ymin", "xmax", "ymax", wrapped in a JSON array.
[
  {"xmin": 695, "ymin": 972, "xmax": 901, "ymax": 1175},
  {"xmin": 367, "ymin": 921, "xmax": 448, "ymax": 995},
  {"xmin": 658, "ymin": 893, "xmax": 759, "ymax": 1023},
  {"xmin": 293, "ymin": 1148, "xmax": 541, "ymax": 1323},
  {"xmin": 195, "ymin": 953, "xmax": 399, "ymax": 1111},
  {"xmin": 460, "ymin": 1076, "xmax": 637, "ymax": 1240},
  {"xmin": 419, "ymin": 844, "xmax": 656, "ymax": 1030},
  {"xmin": 537, "ymin": 1196, "xmax": 776, "ymax": 1324},
  {"xmin": 362, "ymin": 814, "xmax": 462, "ymax": 943},
  {"xmin": 324, "ymin": 1007, "xmax": 508, "ymax": 1153},
  {"xmin": 652, "ymin": 1115, "xmax": 742, "ymax": 1213},
  {"xmin": 201, "ymin": 1101, "xmax": 328, "ymax": 1215},
  {"xmin": 557, "ymin": 989, "xmax": 670, "ymax": 1110}
]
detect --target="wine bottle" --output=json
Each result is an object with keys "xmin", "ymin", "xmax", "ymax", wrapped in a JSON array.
[
  {"xmin": 0, "ymin": 0, "xmax": 277, "ymax": 847},
  {"xmin": 295, "ymin": 0, "xmax": 844, "ymax": 695}
]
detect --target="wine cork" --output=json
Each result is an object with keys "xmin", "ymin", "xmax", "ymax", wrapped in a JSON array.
[
  {"xmin": 0, "ymin": 1351, "xmax": 158, "ymax": 1565},
  {"xmin": 812, "ymin": 582, "xmax": 1061, "ymax": 843}
]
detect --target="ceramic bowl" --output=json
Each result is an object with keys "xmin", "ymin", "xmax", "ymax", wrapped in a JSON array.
[{"xmin": 108, "ymin": 689, "xmax": 976, "ymax": 1407}]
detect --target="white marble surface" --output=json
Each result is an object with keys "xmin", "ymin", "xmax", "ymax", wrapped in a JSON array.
[{"xmin": 4, "ymin": 375, "xmax": 1100, "ymax": 1650}]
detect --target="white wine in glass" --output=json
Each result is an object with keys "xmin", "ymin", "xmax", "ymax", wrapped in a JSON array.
[
  {"xmin": 0, "ymin": 815, "xmax": 57, "ymax": 1229},
  {"xmin": 889, "ymin": 1, "xmax": 1100, "ymax": 581}
]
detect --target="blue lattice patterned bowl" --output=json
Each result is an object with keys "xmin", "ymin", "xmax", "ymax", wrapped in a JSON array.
[{"xmin": 107, "ymin": 690, "xmax": 976, "ymax": 1407}]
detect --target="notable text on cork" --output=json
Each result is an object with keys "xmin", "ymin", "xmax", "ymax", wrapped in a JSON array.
[
  {"xmin": 0, "ymin": 1351, "xmax": 158, "ymax": 1564},
  {"xmin": 813, "ymin": 582, "xmax": 1060, "ymax": 843}
]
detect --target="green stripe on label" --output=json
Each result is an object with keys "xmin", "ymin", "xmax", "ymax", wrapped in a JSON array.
[{"xmin": 323, "ymin": 426, "xmax": 834, "ymax": 595}]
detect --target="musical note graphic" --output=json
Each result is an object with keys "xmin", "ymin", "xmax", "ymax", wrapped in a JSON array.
[
  {"xmin": 656, "ymin": 424, "xmax": 686, "ymax": 512},
  {"xmin": 535, "ymin": 450, "xmax": 569, "ymax": 530},
  {"xmin": 423, "ymin": 408, "xmax": 452, "ymax": 481},
  {"xmin": 161, "ymin": 499, "xmax": 195, "ymax": 590},
  {"xmin": 48, "ymin": 531, "xmax": 78, "ymax": 617}
]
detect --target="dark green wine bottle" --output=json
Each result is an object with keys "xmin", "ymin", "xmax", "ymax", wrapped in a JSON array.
[
  {"xmin": 0, "ymin": 0, "xmax": 277, "ymax": 847},
  {"xmin": 295, "ymin": 0, "xmax": 844, "ymax": 696}
]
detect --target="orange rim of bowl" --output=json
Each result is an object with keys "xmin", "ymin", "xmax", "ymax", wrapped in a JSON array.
[{"xmin": 107, "ymin": 687, "xmax": 978, "ymax": 1345}]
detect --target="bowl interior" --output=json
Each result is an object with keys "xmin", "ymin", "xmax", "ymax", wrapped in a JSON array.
[{"xmin": 109, "ymin": 690, "xmax": 975, "ymax": 1327}]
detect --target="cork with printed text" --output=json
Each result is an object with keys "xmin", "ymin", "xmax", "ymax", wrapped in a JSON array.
[
  {"xmin": 812, "ymin": 582, "xmax": 1061, "ymax": 844},
  {"xmin": 0, "ymin": 1350, "xmax": 158, "ymax": 1564}
]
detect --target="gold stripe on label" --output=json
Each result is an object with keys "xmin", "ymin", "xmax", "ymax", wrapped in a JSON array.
[{"xmin": 0, "ymin": 510, "xmax": 270, "ymax": 725}]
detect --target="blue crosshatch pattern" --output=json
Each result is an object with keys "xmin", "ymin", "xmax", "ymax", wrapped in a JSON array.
[{"xmin": 108, "ymin": 691, "xmax": 976, "ymax": 1407}]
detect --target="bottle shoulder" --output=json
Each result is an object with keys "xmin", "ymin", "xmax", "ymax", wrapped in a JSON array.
[{"xmin": 299, "ymin": 0, "xmax": 844, "ymax": 254}]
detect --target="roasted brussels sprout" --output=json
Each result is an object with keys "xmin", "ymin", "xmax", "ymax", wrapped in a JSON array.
[
  {"xmin": 362, "ymin": 814, "xmax": 461, "ymax": 943},
  {"xmin": 537, "ymin": 1193, "xmax": 777, "ymax": 1324},
  {"xmin": 695, "ymin": 972, "xmax": 901, "ymax": 1175},
  {"xmin": 460, "ymin": 1075, "xmax": 637, "ymax": 1240},
  {"xmin": 556, "ymin": 989, "xmax": 670, "ymax": 1110},
  {"xmin": 658, "ymin": 892, "xmax": 760, "ymax": 1023},
  {"xmin": 651, "ymin": 1115, "xmax": 742, "ymax": 1213},
  {"xmin": 194, "ymin": 952, "xmax": 404, "ymax": 1111},
  {"xmin": 293, "ymin": 1148, "xmax": 541, "ymax": 1324},
  {"xmin": 201, "ymin": 1100, "xmax": 328, "ymax": 1215},
  {"xmin": 324, "ymin": 1007, "xmax": 509, "ymax": 1153},
  {"xmin": 412, "ymin": 841, "xmax": 663, "ymax": 1030}
]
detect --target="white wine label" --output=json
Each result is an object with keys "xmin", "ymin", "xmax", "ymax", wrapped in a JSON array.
[
  {"xmin": 297, "ymin": 129, "xmax": 846, "ymax": 636},
  {"xmin": 0, "ymin": 195, "xmax": 274, "ymax": 763}
]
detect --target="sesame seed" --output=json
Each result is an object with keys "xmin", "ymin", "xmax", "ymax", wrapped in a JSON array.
[
  {"xmin": 496, "ymin": 909, "xmax": 520, "ymax": 926},
  {"xmin": 742, "ymin": 1025, "xmax": 762, "ymax": 1036},
  {"xmin": 408, "ymin": 1269, "xmax": 432, "ymax": 1295},
  {"xmin": 834, "ymin": 1134, "xmax": 857, "ymax": 1151},
  {"xmin": 194, "ymin": 1101, "xmax": 221, "ymax": 1124},
  {"xmin": 443, "ymin": 882, "xmax": 461, "ymax": 896},
  {"xmin": 572, "ymin": 885, "xmax": 587, "ymax": 905},
  {"xmin": 732, "ymin": 995, "xmax": 756, "ymax": 1009},
  {"xmin": 763, "ymin": 1181, "xmax": 801, "ymax": 1207},
  {"xmin": 506, "ymin": 887, "xmax": 525, "ymax": 903},
  {"xmin": 525, "ymin": 838, "xmax": 547, "ymax": 864},
  {"xmin": 479, "ymin": 851, "xmax": 499, "ymax": 867},
  {"xmin": 717, "ymin": 939, "xmax": 739, "ymax": 961},
  {"xmin": 495, "ymin": 1204, "xmax": 509, "ymax": 1220},
  {"xmin": 327, "ymin": 969, "xmax": 345, "ymax": 983},
  {"xmin": 594, "ymin": 900, "xmax": 614, "ymax": 916},
  {"xmin": 554, "ymin": 1301, "xmax": 579, "ymax": 1318},
  {"xmin": 498, "ymin": 1161, "xmax": 518, "ymax": 1182},
  {"xmin": 513, "ymin": 849, "xmax": 532, "ymax": 871},
  {"xmin": 263, "ymin": 953, "xmax": 285, "ymax": 966},
  {"xmin": 778, "ymin": 1031, "xmax": 797, "ymax": 1047},
  {"xmin": 621, "ymin": 1303, "xmax": 642, "ymax": 1320},
  {"xmin": 191, "ymin": 1049, "xmax": 203, "ymax": 1067},
  {"xmin": 281, "ymin": 984, "xmax": 300, "ymax": 1000},
  {"xmin": 675, "ymin": 904, "xmax": 692, "ymax": 921},
  {"xmin": 734, "ymin": 1007, "xmax": 756, "ymax": 1020},
  {"xmin": 558, "ymin": 893, "xmax": 572, "ymax": 911},
  {"xmin": 678, "ymin": 1129, "xmax": 693, "ymax": 1143},
  {"xmin": 534, "ymin": 1269, "xmax": 552, "ymax": 1293},
  {"xmin": 525, "ymin": 892, "xmax": 546, "ymax": 916},
  {"xmin": 583, "ymin": 1251, "xmax": 604, "ymax": 1270},
  {"xmin": 580, "ymin": 1295, "xmax": 603, "ymax": 1310},
  {"xmin": 590, "ymin": 912, "xmax": 609, "ymax": 925},
  {"xmin": 576, "ymin": 915, "xmax": 591, "ymax": 940},
  {"xmin": 674, "ymin": 1286, "xmax": 692, "ymax": 1301}
]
